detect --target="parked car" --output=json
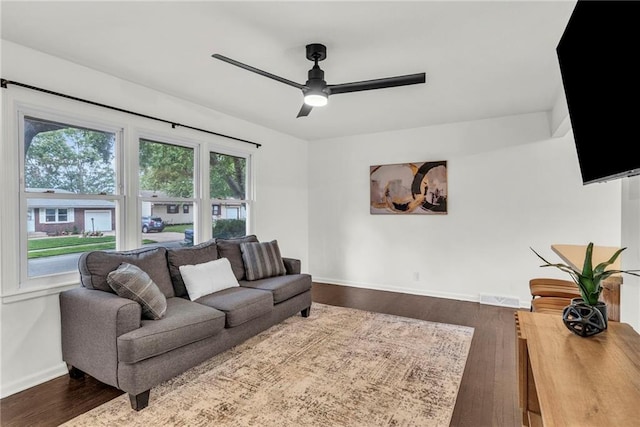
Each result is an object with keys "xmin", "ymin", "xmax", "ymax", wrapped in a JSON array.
[{"xmin": 141, "ymin": 216, "xmax": 165, "ymax": 233}]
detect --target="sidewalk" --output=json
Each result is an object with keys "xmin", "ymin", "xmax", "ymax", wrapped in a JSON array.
[{"xmin": 145, "ymin": 231, "xmax": 184, "ymax": 242}]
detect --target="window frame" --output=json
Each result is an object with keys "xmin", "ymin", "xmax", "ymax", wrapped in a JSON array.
[
  {"xmin": 137, "ymin": 133, "xmax": 201, "ymax": 246},
  {"xmin": 208, "ymin": 147, "xmax": 253, "ymax": 240},
  {"xmin": 0, "ymin": 91, "xmax": 256, "ymax": 300},
  {"xmin": 17, "ymin": 106, "xmax": 124, "ymax": 289},
  {"xmin": 41, "ymin": 208, "xmax": 72, "ymax": 224}
]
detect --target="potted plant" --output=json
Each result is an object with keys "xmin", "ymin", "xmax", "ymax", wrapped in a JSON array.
[{"xmin": 531, "ymin": 242, "xmax": 640, "ymax": 337}]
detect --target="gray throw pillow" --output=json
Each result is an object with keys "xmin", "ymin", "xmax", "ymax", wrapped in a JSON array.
[
  {"xmin": 79, "ymin": 246, "xmax": 174, "ymax": 298},
  {"xmin": 240, "ymin": 240, "xmax": 287, "ymax": 281},
  {"xmin": 216, "ymin": 235, "xmax": 259, "ymax": 280},
  {"xmin": 107, "ymin": 262, "xmax": 167, "ymax": 320}
]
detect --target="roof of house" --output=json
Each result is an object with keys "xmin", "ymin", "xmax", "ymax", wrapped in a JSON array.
[
  {"xmin": 26, "ymin": 188, "xmax": 115, "ymax": 208},
  {"xmin": 27, "ymin": 199, "xmax": 115, "ymax": 209}
]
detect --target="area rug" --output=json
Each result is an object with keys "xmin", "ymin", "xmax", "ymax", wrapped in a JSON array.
[{"xmin": 62, "ymin": 303, "xmax": 474, "ymax": 427}]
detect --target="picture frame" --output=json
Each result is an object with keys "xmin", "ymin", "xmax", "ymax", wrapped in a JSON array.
[{"xmin": 370, "ymin": 161, "xmax": 447, "ymax": 215}]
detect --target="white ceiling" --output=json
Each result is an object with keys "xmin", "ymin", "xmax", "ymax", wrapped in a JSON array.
[{"xmin": 1, "ymin": 1, "xmax": 577, "ymax": 141}]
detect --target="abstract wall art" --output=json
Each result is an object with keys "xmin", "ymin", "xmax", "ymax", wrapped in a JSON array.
[{"xmin": 370, "ymin": 161, "xmax": 447, "ymax": 215}]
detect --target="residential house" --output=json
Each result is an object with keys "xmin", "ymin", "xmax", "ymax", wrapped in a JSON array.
[
  {"xmin": 27, "ymin": 190, "xmax": 115, "ymax": 235},
  {"xmin": 139, "ymin": 190, "xmax": 246, "ymax": 225}
]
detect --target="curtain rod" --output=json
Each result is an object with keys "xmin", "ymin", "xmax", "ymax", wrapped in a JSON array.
[{"xmin": 1, "ymin": 78, "xmax": 262, "ymax": 148}]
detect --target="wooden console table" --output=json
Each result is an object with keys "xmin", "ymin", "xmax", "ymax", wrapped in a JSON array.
[{"xmin": 515, "ymin": 310, "xmax": 640, "ymax": 426}]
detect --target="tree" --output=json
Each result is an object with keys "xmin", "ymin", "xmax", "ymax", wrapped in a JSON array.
[
  {"xmin": 210, "ymin": 152, "xmax": 245, "ymax": 199},
  {"xmin": 25, "ymin": 124, "xmax": 115, "ymax": 194},
  {"xmin": 138, "ymin": 142, "xmax": 245, "ymax": 200},
  {"xmin": 139, "ymin": 140, "xmax": 194, "ymax": 198},
  {"xmin": 24, "ymin": 118, "xmax": 66, "ymax": 153}
]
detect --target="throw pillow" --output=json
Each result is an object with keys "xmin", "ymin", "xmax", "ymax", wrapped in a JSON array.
[
  {"xmin": 179, "ymin": 258, "xmax": 239, "ymax": 301},
  {"xmin": 167, "ymin": 239, "xmax": 218, "ymax": 298},
  {"xmin": 80, "ymin": 246, "xmax": 174, "ymax": 297},
  {"xmin": 107, "ymin": 263, "xmax": 167, "ymax": 320},
  {"xmin": 216, "ymin": 235, "xmax": 259, "ymax": 280},
  {"xmin": 240, "ymin": 240, "xmax": 287, "ymax": 281}
]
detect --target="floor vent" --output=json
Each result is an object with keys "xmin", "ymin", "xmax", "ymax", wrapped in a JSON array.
[{"xmin": 479, "ymin": 293, "xmax": 520, "ymax": 308}]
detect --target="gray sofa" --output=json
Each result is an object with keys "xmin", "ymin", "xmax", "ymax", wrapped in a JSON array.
[{"xmin": 59, "ymin": 235, "xmax": 312, "ymax": 410}]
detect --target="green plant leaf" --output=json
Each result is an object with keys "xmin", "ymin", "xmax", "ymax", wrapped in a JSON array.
[
  {"xmin": 531, "ymin": 243, "xmax": 640, "ymax": 307},
  {"xmin": 593, "ymin": 247, "xmax": 626, "ymax": 277},
  {"xmin": 530, "ymin": 247, "xmax": 580, "ymax": 276},
  {"xmin": 582, "ymin": 242, "xmax": 594, "ymax": 279}
]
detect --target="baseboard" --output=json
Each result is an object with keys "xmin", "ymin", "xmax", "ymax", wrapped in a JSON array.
[
  {"xmin": 0, "ymin": 362, "xmax": 68, "ymax": 399},
  {"xmin": 313, "ymin": 277, "xmax": 480, "ymax": 302},
  {"xmin": 313, "ymin": 277, "xmax": 531, "ymax": 309}
]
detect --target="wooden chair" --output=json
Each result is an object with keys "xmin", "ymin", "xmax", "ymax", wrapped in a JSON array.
[{"xmin": 529, "ymin": 278, "xmax": 581, "ymax": 315}]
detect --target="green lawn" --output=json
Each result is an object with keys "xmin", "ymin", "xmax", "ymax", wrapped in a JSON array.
[
  {"xmin": 28, "ymin": 236, "xmax": 115, "ymax": 250},
  {"xmin": 164, "ymin": 224, "xmax": 193, "ymax": 233},
  {"xmin": 28, "ymin": 236, "xmax": 156, "ymax": 259}
]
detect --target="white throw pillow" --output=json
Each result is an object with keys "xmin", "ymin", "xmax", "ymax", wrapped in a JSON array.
[{"xmin": 179, "ymin": 258, "xmax": 239, "ymax": 301}]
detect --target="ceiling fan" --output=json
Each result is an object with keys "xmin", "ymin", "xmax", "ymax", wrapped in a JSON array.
[{"xmin": 212, "ymin": 43, "xmax": 426, "ymax": 118}]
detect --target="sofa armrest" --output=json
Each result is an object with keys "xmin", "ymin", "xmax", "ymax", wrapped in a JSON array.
[
  {"xmin": 60, "ymin": 287, "xmax": 141, "ymax": 388},
  {"xmin": 282, "ymin": 257, "xmax": 301, "ymax": 275}
]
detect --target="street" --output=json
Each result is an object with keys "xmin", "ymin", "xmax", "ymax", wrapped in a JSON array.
[{"xmin": 27, "ymin": 232, "xmax": 185, "ymax": 277}]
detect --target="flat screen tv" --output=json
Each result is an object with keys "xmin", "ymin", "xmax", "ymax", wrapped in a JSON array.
[{"xmin": 556, "ymin": 0, "xmax": 640, "ymax": 185}]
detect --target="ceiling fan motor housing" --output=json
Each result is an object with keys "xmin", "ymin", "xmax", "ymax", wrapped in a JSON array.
[
  {"xmin": 306, "ymin": 43, "xmax": 327, "ymax": 62},
  {"xmin": 305, "ymin": 44, "xmax": 328, "ymax": 94},
  {"xmin": 307, "ymin": 65, "xmax": 326, "ymax": 87}
]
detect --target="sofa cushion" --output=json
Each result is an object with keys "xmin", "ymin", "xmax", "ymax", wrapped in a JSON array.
[
  {"xmin": 196, "ymin": 287, "xmax": 272, "ymax": 328},
  {"xmin": 107, "ymin": 263, "xmax": 167, "ymax": 320},
  {"xmin": 179, "ymin": 258, "xmax": 239, "ymax": 301},
  {"xmin": 216, "ymin": 235, "xmax": 259, "ymax": 281},
  {"xmin": 240, "ymin": 273, "xmax": 312, "ymax": 304},
  {"xmin": 240, "ymin": 240, "xmax": 286, "ymax": 281},
  {"xmin": 282, "ymin": 257, "xmax": 301, "ymax": 275},
  {"xmin": 79, "ymin": 247, "xmax": 175, "ymax": 298},
  {"xmin": 167, "ymin": 239, "xmax": 218, "ymax": 298},
  {"xmin": 117, "ymin": 297, "xmax": 225, "ymax": 364}
]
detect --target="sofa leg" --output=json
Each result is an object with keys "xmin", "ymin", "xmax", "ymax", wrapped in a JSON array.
[
  {"xmin": 129, "ymin": 390, "xmax": 150, "ymax": 411},
  {"xmin": 68, "ymin": 365, "xmax": 85, "ymax": 380},
  {"xmin": 301, "ymin": 306, "xmax": 311, "ymax": 318}
]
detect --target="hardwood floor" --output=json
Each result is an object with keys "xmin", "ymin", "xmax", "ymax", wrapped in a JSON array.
[
  {"xmin": 1, "ymin": 283, "xmax": 521, "ymax": 426},
  {"xmin": 312, "ymin": 283, "xmax": 521, "ymax": 427}
]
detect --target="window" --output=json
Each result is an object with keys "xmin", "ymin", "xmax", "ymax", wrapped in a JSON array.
[
  {"xmin": 210, "ymin": 151, "xmax": 250, "ymax": 239},
  {"xmin": 45, "ymin": 209, "xmax": 56, "ymax": 223},
  {"xmin": 139, "ymin": 138, "xmax": 196, "ymax": 247},
  {"xmin": 3, "ymin": 95, "xmax": 254, "ymax": 293},
  {"xmin": 42, "ymin": 208, "xmax": 72, "ymax": 223},
  {"xmin": 20, "ymin": 114, "xmax": 120, "ymax": 286}
]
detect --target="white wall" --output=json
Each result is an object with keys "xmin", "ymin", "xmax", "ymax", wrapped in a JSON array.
[
  {"xmin": 308, "ymin": 112, "xmax": 623, "ymax": 310},
  {"xmin": 0, "ymin": 41, "xmax": 309, "ymax": 397},
  {"xmin": 621, "ymin": 176, "xmax": 640, "ymax": 329}
]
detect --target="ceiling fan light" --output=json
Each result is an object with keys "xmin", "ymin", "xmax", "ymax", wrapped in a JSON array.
[{"xmin": 304, "ymin": 92, "xmax": 328, "ymax": 107}]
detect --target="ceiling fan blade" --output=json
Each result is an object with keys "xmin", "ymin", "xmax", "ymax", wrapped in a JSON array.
[
  {"xmin": 212, "ymin": 54, "xmax": 305, "ymax": 90},
  {"xmin": 296, "ymin": 103, "xmax": 313, "ymax": 118},
  {"xmin": 328, "ymin": 73, "xmax": 426, "ymax": 95}
]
